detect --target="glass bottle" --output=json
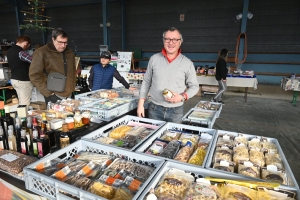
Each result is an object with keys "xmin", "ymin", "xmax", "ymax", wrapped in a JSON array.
[
  {"xmin": 32, "ymin": 130, "xmax": 39, "ymax": 156},
  {"xmin": 82, "ymin": 74, "xmax": 88, "ymax": 88},
  {"xmin": 79, "ymin": 74, "xmax": 83, "ymax": 87},
  {"xmin": 0, "ymin": 108, "xmax": 5, "ymax": 132},
  {"xmin": 45, "ymin": 123, "xmax": 55, "ymax": 147},
  {"xmin": 76, "ymin": 74, "xmax": 80, "ymax": 86},
  {"xmin": 37, "ymin": 134, "xmax": 49, "ymax": 158},
  {"xmin": 20, "ymin": 130, "xmax": 29, "ymax": 155},
  {"xmin": 3, "ymin": 105, "xmax": 13, "ymax": 149},
  {"xmin": 0, "ymin": 127, "xmax": 6, "ymax": 150},
  {"xmin": 15, "ymin": 117, "xmax": 22, "ymax": 153},
  {"xmin": 21, "ymin": 119, "xmax": 31, "ymax": 149},
  {"xmin": 41, "ymin": 112, "xmax": 48, "ymax": 131},
  {"xmin": 81, "ymin": 110, "xmax": 90, "ymax": 125},
  {"xmin": 27, "ymin": 117, "xmax": 33, "ymax": 141},
  {"xmin": 65, "ymin": 115, "xmax": 75, "ymax": 130},
  {"xmin": 60, "ymin": 124, "xmax": 70, "ymax": 149},
  {"xmin": 8, "ymin": 128, "xmax": 17, "ymax": 151},
  {"xmin": 74, "ymin": 110, "xmax": 83, "ymax": 128}
]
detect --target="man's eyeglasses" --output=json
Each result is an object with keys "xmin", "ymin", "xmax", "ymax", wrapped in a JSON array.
[
  {"xmin": 55, "ymin": 40, "xmax": 68, "ymax": 45},
  {"xmin": 163, "ymin": 38, "xmax": 181, "ymax": 43}
]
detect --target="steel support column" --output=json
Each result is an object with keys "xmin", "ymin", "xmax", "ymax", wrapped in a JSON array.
[
  {"xmin": 121, "ymin": 0, "xmax": 125, "ymax": 50},
  {"xmin": 237, "ymin": 0, "xmax": 249, "ymax": 69},
  {"xmin": 102, "ymin": 0, "xmax": 110, "ymax": 48}
]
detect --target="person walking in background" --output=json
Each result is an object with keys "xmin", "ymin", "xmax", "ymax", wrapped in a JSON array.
[
  {"xmin": 211, "ymin": 48, "xmax": 228, "ymax": 105},
  {"xmin": 88, "ymin": 51, "xmax": 135, "ymax": 91},
  {"xmin": 137, "ymin": 27, "xmax": 199, "ymax": 123},
  {"xmin": 29, "ymin": 28, "xmax": 76, "ymax": 105},
  {"xmin": 7, "ymin": 35, "xmax": 33, "ymax": 106}
]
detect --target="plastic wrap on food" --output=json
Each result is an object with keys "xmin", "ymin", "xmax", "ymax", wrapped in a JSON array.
[
  {"xmin": 109, "ymin": 125, "xmax": 133, "ymax": 140},
  {"xmin": 87, "ymin": 165, "xmax": 105, "ymax": 180},
  {"xmin": 197, "ymin": 101, "xmax": 221, "ymax": 111},
  {"xmin": 76, "ymin": 151, "xmax": 112, "ymax": 165},
  {"xmin": 123, "ymin": 176, "xmax": 143, "ymax": 193},
  {"xmin": 220, "ymin": 184, "xmax": 257, "ymax": 200},
  {"xmin": 216, "ymin": 134, "xmax": 234, "ymax": 147},
  {"xmin": 73, "ymin": 176, "xmax": 94, "ymax": 190},
  {"xmin": 234, "ymin": 134, "xmax": 248, "ymax": 146},
  {"xmin": 159, "ymin": 140, "xmax": 181, "ymax": 159},
  {"xmin": 198, "ymin": 132, "xmax": 213, "ymax": 149},
  {"xmin": 137, "ymin": 129, "xmax": 153, "ymax": 141},
  {"xmin": 111, "ymin": 186, "xmax": 135, "ymax": 200},
  {"xmin": 238, "ymin": 161, "xmax": 260, "ymax": 178},
  {"xmin": 77, "ymin": 161, "xmax": 98, "ymax": 177},
  {"xmin": 52, "ymin": 166, "xmax": 73, "ymax": 181},
  {"xmin": 99, "ymin": 174, "xmax": 124, "ymax": 188},
  {"xmin": 183, "ymin": 182, "xmax": 217, "ymax": 200},
  {"xmin": 178, "ymin": 133, "xmax": 199, "ymax": 148},
  {"xmin": 261, "ymin": 168, "xmax": 286, "ymax": 184},
  {"xmin": 213, "ymin": 160, "xmax": 235, "ymax": 173},
  {"xmin": 125, "ymin": 126, "xmax": 147, "ymax": 136},
  {"xmin": 261, "ymin": 140, "xmax": 278, "ymax": 153},
  {"xmin": 154, "ymin": 168, "xmax": 194, "ymax": 200},
  {"xmin": 34, "ymin": 158, "xmax": 64, "ymax": 173},
  {"xmin": 265, "ymin": 153, "xmax": 283, "ymax": 170},
  {"xmin": 96, "ymin": 136, "xmax": 117, "ymax": 145},
  {"xmin": 248, "ymin": 137, "xmax": 261, "ymax": 149},
  {"xmin": 88, "ymin": 180, "xmax": 116, "ymax": 199},
  {"xmin": 213, "ymin": 147, "xmax": 233, "ymax": 162},
  {"xmin": 233, "ymin": 145, "xmax": 249, "ymax": 165},
  {"xmin": 114, "ymin": 169, "xmax": 128, "ymax": 180},
  {"xmin": 160, "ymin": 130, "xmax": 181, "ymax": 141},
  {"xmin": 0, "ymin": 150, "xmax": 38, "ymax": 175},
  {"xmin": 107, "ymin": 158, "xmax": 155, "ymax": 183},
  {"xmin": 249, "ymin": 148, "xmax": 265, "ymax": 167},
  {"xmin": 146, "ymin": 140, "xmax": 168, "ymax": 155},
  {"xmin": 174, "ymin": 141, "xmax": 194, "ymax": 163},
  {"xmin": 122, "ymin": 134, "xmax": 139, "ymax": 148},
  {"xmin": 188, "ymin": 147, "xmax": 207, "ymax": 166}
]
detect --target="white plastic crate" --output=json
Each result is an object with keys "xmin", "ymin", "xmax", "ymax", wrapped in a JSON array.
[
  {"xmin": 24, "ymin": 140, "xmax": 165, "ymax": 200},
  {"xmin": 78, "ymin": 100, "xmax": 137, "ymax": 121},
  {"xmin": 82, "ymin": 115, "xmax": 166, "ymax": 151},
  {"xmin": 135, "ymin": 122, "xmax": 217, "ymax": 167},
  {"xmin": 205, "ymin": 130, "xmax": 299, "ymax": 189},
  {"xmin": 138, "ymin": 161, "xmax": 300, "ymax": 200},
  {"xmin": 182, "ymin": 108, "xmax": 217, "ymax": 129},
  {"xmin": 194, "ymin": 100, "xmax": 222, "ymax": 118}
]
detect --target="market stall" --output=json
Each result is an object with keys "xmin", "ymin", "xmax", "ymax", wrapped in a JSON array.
[{"xmin": 197, "ymin": 76, "xmax": 258, "ymax": 102}]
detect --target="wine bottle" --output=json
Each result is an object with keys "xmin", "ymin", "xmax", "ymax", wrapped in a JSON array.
[
  {"xmin": 60, "ymin": 124, "xmax": 70, "ymax": 149},
  {"xmin": 32, "ymin": 130, "xmax": 39, "ymax": 156},
  {"xmin": 0, "ymin": 127, "xmax": 6, "ymax": 150},
  {"xmin": 20, "ymin": 130, "xmax": 29, "ymax": 155},
  {"xmin": 8, "ymin": 128, "xmax": 17, "ymax": 151}
]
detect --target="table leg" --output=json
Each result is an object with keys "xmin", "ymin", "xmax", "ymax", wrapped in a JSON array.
[
  {"xmin": 244, "ymin": 87, "xmax": 248, "ymax": 102},
  {"xmin": 291, "ymin": 91, "xmax": 298, "ymax": 106}
]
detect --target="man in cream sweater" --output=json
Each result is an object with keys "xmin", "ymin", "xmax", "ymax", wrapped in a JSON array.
[{"xmin": 137, "ymin": 27, "xmax": 199, "ymax": 123}]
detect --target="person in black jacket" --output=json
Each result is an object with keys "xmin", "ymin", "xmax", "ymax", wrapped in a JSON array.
[
  {"xmin": 211, "ymin": 48, "xmax": 228, "ymax": 104},
  {"xmin": 7, "ymin": 35, "xmax": 33, "ymax": 106}
]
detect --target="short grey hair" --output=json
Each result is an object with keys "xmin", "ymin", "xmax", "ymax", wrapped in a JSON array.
[
  {"xmin": 52, "ymin": 28, "xmax": 68, "ymax": 40},
  {"xmin": 162, "ymin": 27, "xmax": 183, "ymax": 43}
]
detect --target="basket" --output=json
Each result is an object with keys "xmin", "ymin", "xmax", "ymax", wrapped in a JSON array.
[
  {"xmin": 82, "ymin": 115, "xmax": 166, "ymax": 151},
  {"xmin": 205, "ymin": 130, "xmax": 299, "ymax": 189},
  {"xmin": 135, "ymin": 122, "xmax": 217, "ymax": 167},
  {"xmin": 24, "ymin": 140, "xmax": 165, "ymax": 200},
  {"xmin": 182, "ymin": 108, "xmax": 217, "ymax": 129},
  {"xmin": 138, "ymin": 161, "xmax": 300, "ymax": 199},
  {"xmin": 194, "ymin": 100, "xmax": 222, "ymax": 118}
]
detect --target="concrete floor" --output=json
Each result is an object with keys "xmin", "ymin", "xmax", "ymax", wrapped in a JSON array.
[{"xmin": 184, "ymin": 84, "xmax": 300, "ymax": 186}]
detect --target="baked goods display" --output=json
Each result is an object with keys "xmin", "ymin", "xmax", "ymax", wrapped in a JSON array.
[
  {"xmin": 210, "ymin": 134, "xmax": 289, "ymax": 185},
  {"xmin": 144, "ymin": 130, "xmax": 212, "ymax": 166},
  {"xmin": 143, "ymin": 168, "xmax": 297, "ymax": 200},
  {"xmin": 32, "ymin": 152, "xmax": 156, "ymax": 199},
  {"xmin": 89, "ymin": 121, "xmax": 158, "ymax": 150}
]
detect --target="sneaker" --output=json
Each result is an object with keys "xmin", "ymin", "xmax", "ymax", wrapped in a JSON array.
[{"xmin": 218, "ymin": 101, "xmax": 225, "ymax": 105}]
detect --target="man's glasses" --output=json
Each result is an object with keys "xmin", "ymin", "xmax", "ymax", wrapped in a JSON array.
[
  {"xmin": 55, "ymin": 40, "xmax": 68, "ymax": 45},
  {"xmin": 163, "ymin": 38, "xmax": 181, "ymax": 43}
]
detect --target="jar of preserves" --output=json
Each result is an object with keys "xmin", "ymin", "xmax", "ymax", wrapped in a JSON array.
[
  {"xmin": 74, "ymin": 111, "xmax": 83, "ymax": 128},
  {"xmin": 65, "ymin": 115, "xmax": 75, "ymax": 130},
  {"xmin": 81, "ymin": 110, "xmax": 90, "ymax": 125}
]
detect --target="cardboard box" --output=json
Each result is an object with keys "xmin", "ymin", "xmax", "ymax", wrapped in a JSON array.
[
  {"xmin": 5, "ymin": 102, "xmax": 19, "ymax": 112},
  {"xmin": 30, "ymin": 101, "xmax": 46, "ymax": 110}
]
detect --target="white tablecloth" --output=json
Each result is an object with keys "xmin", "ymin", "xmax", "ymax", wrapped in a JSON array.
[{"xmin": 197, "ymin": 76, "xmax": 258, "ymax": 90}]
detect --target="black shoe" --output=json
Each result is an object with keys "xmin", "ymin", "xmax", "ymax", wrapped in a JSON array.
[
  {"xmin": 211, "ymin": 98, "xmax": 216, "ymax": 102},
  {"xmin": 218, "ymin": 101, "xmax": 225, "ymax": 105}
]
